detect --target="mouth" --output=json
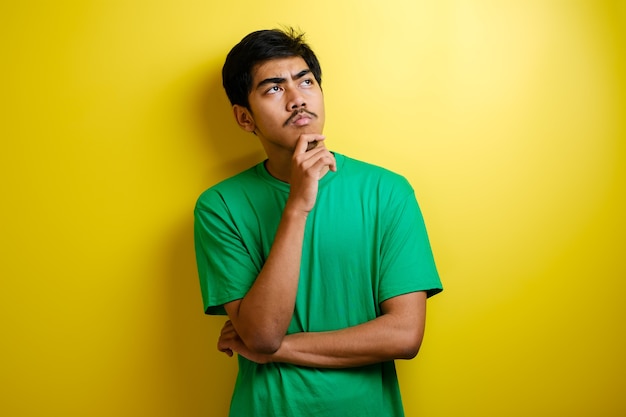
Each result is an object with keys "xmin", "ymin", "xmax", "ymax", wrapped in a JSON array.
[{"xmin": 284, "ymin": 109, "xmax": 318, "ymax": 127}]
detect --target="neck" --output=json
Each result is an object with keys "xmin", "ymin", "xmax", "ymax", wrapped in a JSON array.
[
  {"xmin": 264, "ymin": 157, "xmax": 291, "ymax": 183},
  {"xmin": 264, "ymin": 157, "xmax": 331, "ymax": 184}
]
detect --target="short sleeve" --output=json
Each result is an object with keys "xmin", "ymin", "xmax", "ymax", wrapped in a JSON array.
[
  {"xmin": 378, "ymin": 185, "xmax": 442, "ymax": 302},
  {"xmin": 194, "ymin": 190, "xmax": 260, "ymax": 315}
]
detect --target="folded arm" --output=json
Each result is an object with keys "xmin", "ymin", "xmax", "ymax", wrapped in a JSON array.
[
  {"xmin": 219, "ymin": 291, "xmax": 427, "ymax": 368},
  {"xmin": 221, "ymin": 207, "xmax": 305, "ymax": 354},
  {"xmin": 222, "ymin": 136, "xmax": 336, "ymax": 354}
]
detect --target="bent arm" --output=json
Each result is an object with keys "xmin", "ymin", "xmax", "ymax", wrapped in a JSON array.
[
  {"xmin": 223, "ymin": 206, "xmax": 307, "ymax": 354},
  {"xmin": 275, "ymin": 291, "xmax": 427, "ymax": 368},
  {"xmin": 222, "ymin": 136, "xmax": 336, "ymax": 354},
  {"xmin": 221, "ymin": 291, "xmax": 427, "ymax": 368}
]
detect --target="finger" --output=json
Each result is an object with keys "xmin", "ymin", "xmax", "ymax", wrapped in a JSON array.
[
  {"xmin": 217, "ymin": 334, "xmax": 237, "ymax": 353},
  {"xmin": 328, "ymin": 152, "xmax": 337, "ymax": 172},
  {"xmin": 218, "ymin": 343, "xmax": 234, "ymax": 357},
  {"xmin": 295, "ymin": 134, "xmax": 325, "ymax": 155},
  {"xmin": 221, "ymin": 320, "xmax": 235, "ymax": 334},
  {"xmin": 316, "ymin": 144, "xmax": 336, "ymax": 171},
  {"xmin": 217, "ymin": 339, "xmax": 229, "ymax": 352},
  {"xmin": 298, "ymin": 147, "xmax": 335, "ymax": 172},
  {"xmin": 310, "ymin": 153, "xmax": 337, "ymax": 175},
  {"xmin": 305, "ymin": 136, "xmax": 330, "ymax": 152},
  {"xmin": 294, "ymin": 143, "xmax": 330, "ymax": 165},
  {"xmin": 220, "ymin": 329, "xmax": 238, "ymax": 342}
]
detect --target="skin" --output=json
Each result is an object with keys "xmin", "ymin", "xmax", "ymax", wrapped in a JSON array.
[{"xmin": 218, "ymin": 56, "xmax": 427, "ymax": 368}]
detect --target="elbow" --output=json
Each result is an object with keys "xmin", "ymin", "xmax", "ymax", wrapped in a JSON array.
[
  {"xmin": 396, "ymin": 332, "xmax": 424, "ymax": 360},
  {"xmin": 244, "ymin": 332, "xmax": 284, "ymax": 355},
  {"xmin": 249, "ymin": 339, "xmax": 282, "ymax": 355},
  {"xmin": 399, "ymin": 342, "xmax": 421, "ymax": 360}
]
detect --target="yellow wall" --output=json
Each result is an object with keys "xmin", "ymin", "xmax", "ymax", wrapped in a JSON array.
[{"xmin": 1, "ymin": 1, "xmax": 624, "ymax": 416}]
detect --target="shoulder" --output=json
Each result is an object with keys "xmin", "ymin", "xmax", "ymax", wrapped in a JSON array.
[
  {"xmin": 337, "ymin": 153, "xmax": 414, "ymax": 196},
  {"xmin": 340, "ymin": 154, "xmax": 410, "ymax": 182},
  {"xmin": 195, "ymin": 164, "xmax": 261, "ymax": 212}
]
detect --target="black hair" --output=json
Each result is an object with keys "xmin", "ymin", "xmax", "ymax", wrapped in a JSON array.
[{"xmin": 222, "ymin": 27, "xmax": 322, "ymax": 109}]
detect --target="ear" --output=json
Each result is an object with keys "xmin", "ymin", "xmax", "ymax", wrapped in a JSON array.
[{"xmin": 233, "ymin": 105, "xmax": 256, "ymax": 132}]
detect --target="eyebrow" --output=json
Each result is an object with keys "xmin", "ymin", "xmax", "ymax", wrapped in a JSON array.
[{"xmin": 255, "ymin": 69, "xmax": 312, "ymax": 90}]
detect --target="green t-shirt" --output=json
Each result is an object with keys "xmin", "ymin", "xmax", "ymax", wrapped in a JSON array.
[{"xmin": 194, "ymin": 153, "xmax": 442, "ymax": 417}]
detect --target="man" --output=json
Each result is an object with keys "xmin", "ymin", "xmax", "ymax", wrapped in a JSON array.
[{"xmin": 194, "ymin": 27, "xmax": 442, "ymax": 416}]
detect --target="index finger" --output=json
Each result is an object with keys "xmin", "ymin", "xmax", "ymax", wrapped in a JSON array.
[{"xmin": 294, "ymin": 134, "xmax": 326, "ymax": 155}]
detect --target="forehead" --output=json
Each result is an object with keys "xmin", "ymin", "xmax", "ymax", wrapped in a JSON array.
[{"xmin": 251, "ymin": 56, "xmax": 310, "ymax": 82}]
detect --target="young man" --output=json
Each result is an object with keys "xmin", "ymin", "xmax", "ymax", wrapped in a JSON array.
[{"xmin": 194, "ymin": 28, "xmax": 443, "ymax": 416}]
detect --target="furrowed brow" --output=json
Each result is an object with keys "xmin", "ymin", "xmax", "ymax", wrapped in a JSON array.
[
  {"xmin": 256, "ymin": 77, "xmax": 286, "ymax": 90},
  {"xmin": 294, "ymin": 69, "xmax": 311, "ymax": 79},
  {"xmin": 256, "ymin": 69, "xmax": 312, "ymax": 90}
]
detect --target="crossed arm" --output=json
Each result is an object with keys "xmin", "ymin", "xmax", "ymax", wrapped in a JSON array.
[
  {"xmin": 216, "ymin": 134, "xmax": 427, "ymax": 368},
  {"xmin": 219, "ymin": 291, "xmax": 427, "ymax": 368}
]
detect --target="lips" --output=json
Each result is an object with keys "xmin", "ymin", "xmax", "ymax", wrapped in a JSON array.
[{"xmin": 291, "ymin": 114, "xmax": 311, "ymax": 126}]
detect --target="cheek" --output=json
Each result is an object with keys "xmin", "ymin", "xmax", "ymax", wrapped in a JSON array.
[
  {"xmin": 258, "ymin": 113, "xmax": 286, "ymax": 133},
  {"xmin": 316, "ymin": 101, "xmax": 325, "ymax": 119},
  {"xmin": 250, "ymin": 104, "xmax": 282, "ymax": 127}
]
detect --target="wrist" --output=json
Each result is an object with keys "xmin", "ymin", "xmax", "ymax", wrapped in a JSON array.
[
  {"xmin": 283, "ymin": 200, "xmax": 311, "ymax": 219},
  {"xmin": 269, "ymin": 335, "xmax": 291, "ymax": 364}
]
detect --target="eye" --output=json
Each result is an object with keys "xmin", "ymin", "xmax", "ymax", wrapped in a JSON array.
[
  {"xmin": 266, "ymin": 85, "xmax": 282, "ymax": 95},
  {"xmin": 301, "ymin": 79, "xmax": 314, "ymax": 87}
]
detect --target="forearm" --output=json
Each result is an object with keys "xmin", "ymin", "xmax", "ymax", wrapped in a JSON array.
[
  {"xmin": 269, "ymin": 292, "xmax": 427, "ymax": 368},
  {"xmin": 223, "ymin": 136, "xmax": 336, "ymax": 354},
  {"xmin": 228, "ymin": 205, "xmax": 307, "ymax": 352},
  {"xmin": 273, "ymin": 315, "xmax": 423, "ymax": 368}
]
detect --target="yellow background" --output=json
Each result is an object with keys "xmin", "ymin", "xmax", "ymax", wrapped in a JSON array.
[{"xmin": 1, "ymin": 1, "xmax": 624, "ymax": 416}]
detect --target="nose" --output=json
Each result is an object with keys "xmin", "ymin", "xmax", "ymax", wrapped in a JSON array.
[{"xmin": 286, "ymin": 88, "xmax": 306, "ymax": 111}]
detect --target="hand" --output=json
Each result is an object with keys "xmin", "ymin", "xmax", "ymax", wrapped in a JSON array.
[
  {"xmin": 286, "ymin": 134, "xmax": 337, "ymax": 213},
  {"xmin": 217, "ymin": 320, "xmax": 272, "ymax": 364}
]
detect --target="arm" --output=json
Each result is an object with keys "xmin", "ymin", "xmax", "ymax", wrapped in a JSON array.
[
  {"xmin": 221, "ymin": 135, "xmax": 336, "ymax": 354},
  {"xmin": 219, "ymin": 291, "xmax": 427, "ymax": 368}
]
